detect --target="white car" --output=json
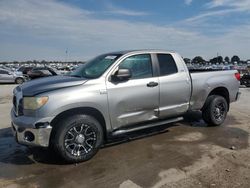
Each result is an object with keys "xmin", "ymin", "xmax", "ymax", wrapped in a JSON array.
[{"xmin": 0, "ymin": 68, "xmax": 26, "ymax": 84}]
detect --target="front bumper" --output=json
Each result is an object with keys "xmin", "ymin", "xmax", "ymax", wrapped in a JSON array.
[{"xmin": 11, "ymin": 109, "xmax": 53, "ymax": 147}]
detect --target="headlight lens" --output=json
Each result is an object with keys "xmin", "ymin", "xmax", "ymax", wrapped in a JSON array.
[{"xmin": 23, "ymin": 96, "xmax": 49, "ymax": 110}]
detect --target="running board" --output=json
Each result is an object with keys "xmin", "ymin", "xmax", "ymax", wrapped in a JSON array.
[{"xmin": 111, "ymin": 117, "xmax": 183, "ymax": 136}]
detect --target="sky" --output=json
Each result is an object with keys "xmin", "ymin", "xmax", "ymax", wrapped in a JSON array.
[{"xmin": 0, "ymin": 0, "xmax": 250, "ymax": 61}]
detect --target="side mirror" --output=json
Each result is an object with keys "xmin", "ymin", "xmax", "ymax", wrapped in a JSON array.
[
  {"xmin": 8, "ymin": 72, "xmax": 12, "ymax": 75},
  {"xmin": 112, "ymin": 68, "xmax": 132, "ymax": 81}
]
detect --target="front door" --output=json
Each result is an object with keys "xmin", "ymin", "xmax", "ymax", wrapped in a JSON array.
[
  {"xmin": 106, "ymin": 54, "xmax": 159, "ymax": 129},
  {"xmin": 0, "ymin": 70, "xmax": 13, "ymax": 82}
]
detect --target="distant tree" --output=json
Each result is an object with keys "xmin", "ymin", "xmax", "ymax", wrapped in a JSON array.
[
  {"xmin": 209, "ymin": 56, "xmax": 223, "ymax": 64},
  {"xmin": 183, "ymin": 58, "xmax": 191, "ymax": 64},
  {"xmin": 192, "ymin": 56, "xmax": 205, "ymax": 64},
  {"xmin": 209, "ymin": 57, "xmax": 217, "ymax": 64},
  {"xmin": 217, "ymin": 56, "xmax": 223, "ymax": 63},
  {"xmin": 231, "ymin": 55, "xmax": 240, "ymax": 63},
  {"xmin": 209, "ymin": 58, "xmax": 215, "ymax": 64},
  {"xmin": 224, "ymin": 56, "xmax": 230, "ymax": 63}
]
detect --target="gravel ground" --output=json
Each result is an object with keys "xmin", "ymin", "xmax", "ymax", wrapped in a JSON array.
[{"xmin": 0, "ymin": 84, "xmax": 250, "ymax": 188}]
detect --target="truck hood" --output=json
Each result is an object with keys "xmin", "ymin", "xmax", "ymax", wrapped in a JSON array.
[{"xmin": 21, "ymin": 76, "xmax": 87, "ymax": 96}]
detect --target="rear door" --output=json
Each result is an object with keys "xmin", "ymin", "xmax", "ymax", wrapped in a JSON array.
[
  {"xmin": 106, "ymin": 53, "xmax": 159, "ymax": 129},
  {"xmin": 156, "ymin": 53, "xmax": 191, "ymax": 118}
]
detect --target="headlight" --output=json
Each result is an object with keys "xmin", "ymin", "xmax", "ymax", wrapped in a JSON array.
[{"xmin": 23, "ymin": 96, "xmax": 49, "ymax": 110}]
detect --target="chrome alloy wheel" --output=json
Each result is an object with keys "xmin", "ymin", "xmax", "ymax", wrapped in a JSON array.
[
  {"xmin": 64, "ymin": 124, "xmax": 97, "ymax": 157},
  {"xmin": 213, "ymin": 102, "xmax": 226, "ymax": 122}
]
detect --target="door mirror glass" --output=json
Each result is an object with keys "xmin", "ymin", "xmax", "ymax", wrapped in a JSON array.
[{"xmin": 112, "ymin": 68, "xmax": 131, "ymax": 81}]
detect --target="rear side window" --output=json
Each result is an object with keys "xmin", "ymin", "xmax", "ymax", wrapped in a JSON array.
[{"xmin": 157, "ymin": 54, "xmax": 178, "ymax": 76}]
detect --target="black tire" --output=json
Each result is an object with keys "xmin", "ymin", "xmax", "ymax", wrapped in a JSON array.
[
  {"xmin": 202, "ymin": 95, "xmax": 228, "ymax": 126},
  {"xmin": 15, "ymin": 77, "xmax": 24, "ymax": 84},
  {"xmin": 52, "ymin": 114, "xmax": 104, "ymax": 163}
]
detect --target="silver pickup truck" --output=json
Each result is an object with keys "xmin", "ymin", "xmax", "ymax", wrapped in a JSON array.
[{"xmin": 11, "ymin": 50, "xmax": 240, "ymax": 163}]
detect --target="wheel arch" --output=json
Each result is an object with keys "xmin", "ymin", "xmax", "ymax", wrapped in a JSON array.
[
  {"xmin": 202, "ymin": 87, "xmax": 230, "ymax": 110},
  {"xmin": 50, "ymin": 107, "xmax": 107, "ymax": 142}
]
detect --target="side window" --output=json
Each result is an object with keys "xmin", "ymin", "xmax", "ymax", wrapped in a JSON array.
[
  {"xmin": 157, "ymin": 54, "xmax": 178, "ymax": 76},
  {"xmin": 119, "ymin": 54, "xmax": 153, "ymax": 79},
  {"xmin": 0, "ymin": 70, "xmax": 8, "ymax": 74}
]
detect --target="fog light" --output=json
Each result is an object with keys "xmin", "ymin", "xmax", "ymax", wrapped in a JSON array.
[
  {"xmin": 24, "ymin": 131, "xmax": 35, "ymax": 142},
  {"xmin": 35, "ymin": 122, "xmax": 49, "ymax": 128}
]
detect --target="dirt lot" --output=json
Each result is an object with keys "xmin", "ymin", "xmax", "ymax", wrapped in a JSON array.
[{"xmin": 0, "ymin": 85, "xmax": 250, "ymax": 188}]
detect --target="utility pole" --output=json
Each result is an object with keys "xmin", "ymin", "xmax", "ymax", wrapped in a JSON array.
[
  {"xmin": 65, "ymin": 48, "xmax": 68, "ymax": 63},
  {"xmin": 217, "ymin": 52, "xmax": 219, "ymax": 64}
]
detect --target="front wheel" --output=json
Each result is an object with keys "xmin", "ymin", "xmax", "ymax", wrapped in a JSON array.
[
  {"xmin": 52, "ymin": 114, "xmax": 104, "ymax": 163},
  {"xmin": 202, "ymin": 95, "xmax": 228, "ymax": 126}
]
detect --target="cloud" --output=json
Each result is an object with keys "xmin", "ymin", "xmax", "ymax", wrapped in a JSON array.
[
  {"xmin": 0, "ymin": 0, "xmax": 197, "ymax": 60},
  {"xmin": 206, "ymin": 0, "xmax": 230, "ymax": 8},
  {"xmin": 206, "ymin": 0, "xmax": 250, "ymax": 11},
  {"xmin": 0, "ymin": 0, "xmax": 249, "ymax": 61},
  {"xmin": 185, "ymin": 0, "xmax": 193, "ymax": 5},
  {"xmin": 184, "ymin": 0, "xmax": 250, "ymax": 24},
  {"xmin": 184, "ymin": 8, "xmax": 239, "ymax": 22},
  {"xmin": 104, "ymin": 3, "xmax": 149, "ymax": 16}
]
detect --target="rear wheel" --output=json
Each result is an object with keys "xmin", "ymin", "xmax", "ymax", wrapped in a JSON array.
[
  {"xmin": 202, "ymin": 95, "xmax": 228, "ymax": 126},
  {"xmin": 52, "ymin": 114, "xmax": 103, "ymax": 163},
  {"xmin": 15, "ymin": 77, "xmax": 24, "ymax": 84}
]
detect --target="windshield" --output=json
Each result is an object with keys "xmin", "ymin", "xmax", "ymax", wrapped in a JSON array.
[{"xmin": 70, "ymin": 54, "xmax": 122, "ymax": 79}]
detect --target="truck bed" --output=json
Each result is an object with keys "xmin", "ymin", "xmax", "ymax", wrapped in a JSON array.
[{"xmin": 189, "ymin": 69, "xmax": 239, "ymax": 111}]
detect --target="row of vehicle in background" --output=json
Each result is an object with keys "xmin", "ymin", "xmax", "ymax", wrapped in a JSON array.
[
  {"xmin": 0, "ymin": 66, "xmax": 62, "ymax": 84},
  {"xmin": 17, "ymin": 66, "xmax": 58, "ymax": 79},
  {"xmin": 0, "ymin": 64, "xmax": 81, "ymax": 84},
  {"xmin": 1, "ymin": 62, "xmax": 249, "ymax": 85},
  {"xmin": 0, "ymin": 68, "xmax": 28, "ymax": 84},
  {"xmin": 187, "ymin": 64, "xmax": 249, "ymax": 71}
]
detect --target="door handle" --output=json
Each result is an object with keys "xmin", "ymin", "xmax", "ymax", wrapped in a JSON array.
[{"xmin": 147, "ymin": 81, "xmax": 158, "ymax": 87}]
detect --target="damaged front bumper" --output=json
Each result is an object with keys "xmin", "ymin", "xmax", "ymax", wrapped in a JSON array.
[{"xmin": 11, "ymin": 109, "xmax": 53, "ymax": 147}]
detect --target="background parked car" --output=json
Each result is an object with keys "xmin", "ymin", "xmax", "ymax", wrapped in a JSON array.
[
  {"xmin": 238, "ymin": 69, "xmax": 249, "ymax": 77},
  {"xmin": 27, "ymin": 66, "xmax": 58, "ymax": 79},
  {"xmin": 240, "ymin": 73, "xmax": 250, "ymax": 87},
  {"xmin": 0, "ymin": 68, "xmax": 26, "ymax": 84},
  {"xmin": 17, "ymin": 66, "xmax": 33, "ymax": 75}
]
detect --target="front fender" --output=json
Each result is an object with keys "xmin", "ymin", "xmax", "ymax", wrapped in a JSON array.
[{"xmin": 35, "ymin": 82, "xmax": 112, "ymax": 131}]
